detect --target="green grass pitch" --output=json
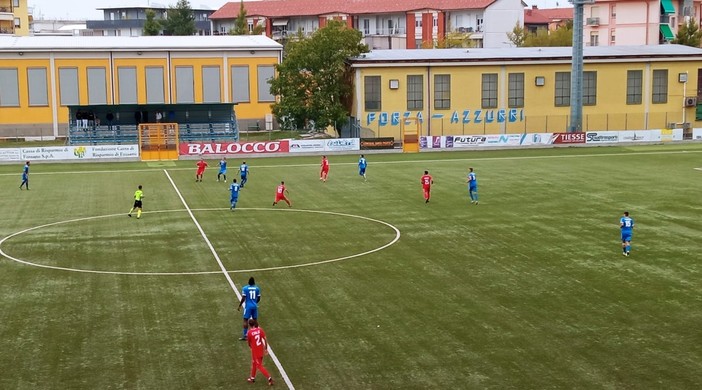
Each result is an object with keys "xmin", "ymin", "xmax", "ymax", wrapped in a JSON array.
[{"xmin": 1, "ymin": 144, "xmax": 701, "ymax": 389}]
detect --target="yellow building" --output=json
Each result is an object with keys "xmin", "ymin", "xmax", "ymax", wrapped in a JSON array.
[
  {"xmin": 0, "ymin": 0, "xmax": 30, "ymax": 35},
  {"xmin": 0, "ymin": 35, "xmax": 282, "ymax": 138},
  {"xmin": 350, "ymin": 45, "xmax": 702, "ymax": 139}
]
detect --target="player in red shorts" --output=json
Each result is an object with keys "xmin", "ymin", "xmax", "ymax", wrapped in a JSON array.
[
  {"xmin": 195, "ymin": 158, "xmax": 208, "ymax": 182},
  {"xmin": 420, "ymin": 170, "xmax": 433, "ymax": 203},
  {"xmin": 246, "ymin": 319, "xmax": 274, "ymax": 386},
  {"xmin": 272, "ymin": 181, "xmax": 291, "ymax": 207},
  {"xmin": 320, "ymin": 155, "xmax": 329, "ymax": 182}
]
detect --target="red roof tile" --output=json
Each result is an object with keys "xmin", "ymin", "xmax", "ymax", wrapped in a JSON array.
[{"xmin": 211, "ymin": 0, "xmax": 497, "ymax": 19}]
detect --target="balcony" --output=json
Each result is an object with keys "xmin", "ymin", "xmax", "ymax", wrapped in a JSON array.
[
  {"xmin": 373, "ymin": 27, "xmax": 406, "ymax": 36},
  {"xmin": 586, "ymin": 17, "xmax": 600, "ymax": 26}
]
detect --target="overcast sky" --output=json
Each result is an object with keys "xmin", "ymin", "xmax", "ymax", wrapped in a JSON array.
[{"xmin": 29, "ymin": 0, "xmax": 570, "ymax": 20}]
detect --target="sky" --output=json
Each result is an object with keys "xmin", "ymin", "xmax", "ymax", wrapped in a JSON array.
[{"xmin": 29, "ymin": 0, "xmax": 571, "ymax": 20}]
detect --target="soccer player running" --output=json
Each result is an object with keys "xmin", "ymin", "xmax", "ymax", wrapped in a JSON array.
[
  {"xmin": 128, "ymin": 185, "xmax": 144, "ymax": 219},
  {"xmin": 620, "ymin": 211, "xmax": 635, "ymax": 256},
  {"xmin": 19, "ymin": 161, "xmax": 30, "ymax": 190},
  {"xmin": 237, "ymin": 161, "xmax": 250, "ymax": 188},
  {"xmin": 420, "ymin": 170, "xmax": 433, "ymax": 203},
  {"xmin": 229, "ymin": 179, "xmax": 241, "ymax": 211},
  {"xmin": 217, "ymin": 157, "xmax": 227, "ymax": 182},
  {"xmin": 237, "ymin": 277, "xmax": 261, "ymax": 340},
  {"xmin": 195, "ymin": 158, "xmax": 208, "ymax": 182},
  {"xmin": 246, "ymin": 319, "xmax": 274, "ymax": 386},
  {"xmin": 272, "ymin": 181, "xmax": 291, "ymax": 207},
  {"xmin": 467, "ymin": 167, "xmax": 478, "ymax": 204},
  {"xmin": 320, "ymin": 155, "xmax": 329, "ymax": 182},
  {"xmin": 358, "ymin": 154, "xmax": 367, "ymax": 181}
]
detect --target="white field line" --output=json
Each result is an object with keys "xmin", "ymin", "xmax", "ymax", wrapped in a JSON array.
[
  {"xmin": 0, "ymin": 208, "xmax": 400, "ymax": 276},
  {"xmin": 163, "ymin": 170, "xmax": 295, "ymax": 390},
  {"xmin": 2, "ymin": 149, "xmax": 702, "ymax": 177}
]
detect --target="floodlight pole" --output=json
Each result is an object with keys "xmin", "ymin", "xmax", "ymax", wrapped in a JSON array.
[{"xmin": 569, "ymin": 0, "xmax": 590, "ymax": 132}]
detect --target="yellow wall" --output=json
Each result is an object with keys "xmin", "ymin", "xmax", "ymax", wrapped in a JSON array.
[{"xmin": 354, "ymin": 60, "xmax": 700, "ymax": 138}]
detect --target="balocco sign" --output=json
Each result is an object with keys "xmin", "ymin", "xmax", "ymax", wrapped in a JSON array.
[{"xmin": 179, "ymin": 141, "xmax": 290, "ymax": 155}]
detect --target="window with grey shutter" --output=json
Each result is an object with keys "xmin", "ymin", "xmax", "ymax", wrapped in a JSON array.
[
  {"xmin": 28, "ymin": 68, "xmax": 49, "ymax": 106},
  {"xmin": 231, "ymin": 65, "xmax": 250, "ymax": 103},
  {"xmin": 202, "ymin": 66, "xmax": 221, "ymax": 103},
  {"xmin": 434, "ymin": 74, "xmax": 451, "ymax": 110},
  {"xmin": 364, "ymin": 76, "xmax": 381, "ymax": 111},
  {"xmin": 652, "ymin": 69, "xmax": 668, "ymax": 104},
  {"xmin": 508, "ymin": 73, "xmax": 524, "ymax": 108},
  {"xmin": 257, "ymin": 65, "xmax": 275, "ymax": 102},
  {"xmin": 583, "ymin": 71, "xmax": 597, "ymax": 106},
  {"xmin": 626, "ymin": 70, "xmax": 643, "ymax": 105},
  {"xmin": 407, "ymin": 75, "xmax": 423, "ymax": 110},
  {"xmin": 481, "ymin": 73, "xmax": 497, "ymax": 109},
  {"xmin": 59, "ymin": 67, "xmax": 79, "ymax": 106},
  {"xmin": 0, "ymin": 68, "xmax": 20, "ymax": 107},
  {"xmin": 145, "ymin": 66, "xmax": 165, "ymax": 104},
  {"xmin": 175, "ymin": 66, "xmax": 194, "ymax": 103},
  {"xmin": 87, "ymin": 67, "xmax": 107, "ymax": 104},
  {"xmin": 555, "ymin": 72, "xmax": 571, "ymax": 107},
  {"xmin": 118, "ymin": 67, "xmax": 137, "ymax": 104}
]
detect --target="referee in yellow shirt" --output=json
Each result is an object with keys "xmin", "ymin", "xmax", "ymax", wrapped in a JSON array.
[{"xmin": 128, "ymin": 185, "xmax": 144, "ymax": 219}]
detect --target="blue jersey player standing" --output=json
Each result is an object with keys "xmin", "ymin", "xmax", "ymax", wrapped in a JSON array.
[
  {"xmin": 19, "ymin": 161, "xmax": 30, "ymax": 190},
  {"xmin": 620, "ymin": 211, "xmax": 634, "ymax": 256},
  {"xmin": 229, "ymin": 179, "xmax": 241, "ymax": 210},
  {"xmin": 467, "ymin": 167, "xmax": 478, "ymax": 204},
  {"xmin": 217, "ymin": 157, "xmax": 227, "ymax": 182},
  {"xmin": 237, "ymin": 161, "xmax": 249, "ymax": 188},
  {"xmin": 237, "ymin": 277, "xmax": 261, "ymax": 340},
  {"xmin": 358, "ymin": 154, "xmax": 367, "ymax": 181}
]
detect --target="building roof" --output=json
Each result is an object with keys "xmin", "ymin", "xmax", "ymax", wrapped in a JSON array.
[
  {"xmin": 524, "ymin": 6, "xmax": 573, "ymax": 25},
  {"xmin": 350, "ymin": 45, "xmax": 702, "ymax": 65},
  {"xmin": 0, "ymin": 35, "xmax": 283, "ymax": 52},
  {"xmin": 210, "ymin": 0, "xmax": 496, "ymax": 19},
  {"xmin": 97, "ymin": 3, "xmax": 214, "ymax": 11}
]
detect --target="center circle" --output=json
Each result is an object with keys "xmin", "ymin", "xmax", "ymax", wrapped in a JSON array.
[{"xmin": 0, "ymin": 208, "xmax": 401, "ymax": 276}]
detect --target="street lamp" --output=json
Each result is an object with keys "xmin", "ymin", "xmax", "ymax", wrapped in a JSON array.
[{"xmin": 568, "ymin": 0, "xmax": 595, "ymax": 132}]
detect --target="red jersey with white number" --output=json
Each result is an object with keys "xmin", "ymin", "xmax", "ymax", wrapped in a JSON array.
[
  {"xmin": 421, "ymin": 174, "xmax": 433, "ymax": 189},
  {"xmin": 247, "ymin": 327, "xmax": 267, "ymax": 358},
  {"xmin": 276, "ymin": 184, "xmax": 286, "ymax": 194}
]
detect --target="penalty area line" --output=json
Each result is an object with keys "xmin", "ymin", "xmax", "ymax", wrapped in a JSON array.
[{"xmin": 163, "ymin": 169, "xmax": 295, "ymax": 390}]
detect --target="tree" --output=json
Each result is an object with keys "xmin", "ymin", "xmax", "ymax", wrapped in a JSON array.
[
  {"xmin": 229, "ymin": 0, "xmax": 265, "ymax": 36},
  {"xmin": 507, "ymin": 21, "xmax": 527, "ymax": 47},
  {"xmin": 161, "ymin": 0, "xmax": 196, "ymax": 36},
  {"xmin": 673, "ymin": 18, "xmax": 702, "ymax": 47},
  {"xmin": 143, "ymin": 9, "xmax": 161, "ymax": 36},
  {"xmin": 523, "ymin": 21, "xmax": 572, "ymax": 47},
  {"xmin": 269, "ymin": 20, "xmax": 369, "ymax": 132}
]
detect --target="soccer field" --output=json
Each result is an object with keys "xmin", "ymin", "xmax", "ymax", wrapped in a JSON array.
[{"xmin": 1, "ymin": 144, "xmax": 701, "ymax": 389}]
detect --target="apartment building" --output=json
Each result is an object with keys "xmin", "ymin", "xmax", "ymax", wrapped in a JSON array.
[
  {"xmin": 209, "ymin": 0, "xmax": 525, "ymax": 49},
  {"xmin": 583, "ymin": 0, "xmax": 702, "ymax": 46},
  {"xmin": 86, "ymin": 4, "xmax": 214, "ymax": 36},
  {"xmin": 0, "ymin": 0, "xmax": 31, "ymax": 35}
]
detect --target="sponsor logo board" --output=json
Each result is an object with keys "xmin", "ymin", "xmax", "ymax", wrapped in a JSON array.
[
  {"xmin": 0, "ymin": 148, "xmax": 22, "ymax": 161},
  {"xmin": 289, "ymin": 140, "xmax": 325, "ymax": 153},
  {"xmin": 179, "ymin": 141, "xmax": 290, "ymax": 155},
  {"xmin": 13, "ymin": 145, "xmax": 140, "ymax": 161},
  {"xmin": 360, "ymin": 137, "xmax": 394, "ymax": 150},
  {"xmin": 325, "ymin": 138, "xmax": 359, "ymax": 151},
  {"xmin": 550, "ymin": 132, "xmax": 586, "ymax": 144},
  {"xmin": 586, "ymin": 131, "xmax": 619, "ymax": 143}
]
